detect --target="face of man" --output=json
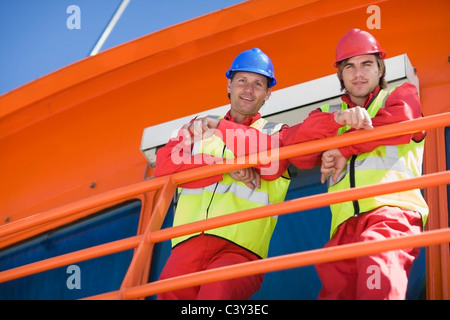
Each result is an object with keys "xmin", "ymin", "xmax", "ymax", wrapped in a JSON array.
[
  {"xmin": 341, "ymin": 54, "xmax": 382, "ymax": 106},
  {"xmin": 227, "ymin": 71, "xmax": 271, "ymax": 123}
]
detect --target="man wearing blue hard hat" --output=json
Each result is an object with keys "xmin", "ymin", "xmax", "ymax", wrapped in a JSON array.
[
  {"xmin": 154, "ymin": 48, "xmax": 371, "ymax": 300},
  {"xmin": 155, "ymin": 47, "xmax": 290, "ymax": 300},
  {"xmin": 225, "ymin": 47, "xmax": 277, "ymax": 87}
]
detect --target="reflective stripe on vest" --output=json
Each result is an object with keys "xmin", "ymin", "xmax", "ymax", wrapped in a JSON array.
[
  {"xmin": 320, "ymin": 87, "xmax": 428, "ymax": 237},
  {"xmin": 180, "ymin": 181, "xmax": 271, "ymax": 206},
  {"xmin": 173, "ymin": 116, "xmax": 290, "ymax": 258}
]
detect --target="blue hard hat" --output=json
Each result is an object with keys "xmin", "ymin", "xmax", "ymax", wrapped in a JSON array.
[{"xmin": 225, "ymin": 48, "xmax": 277, "ymax": 87}]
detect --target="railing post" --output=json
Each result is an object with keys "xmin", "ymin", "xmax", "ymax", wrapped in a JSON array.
[
  {"xmin": 424, "ymin": 126, "xmax": 450, "ymax": 300},
  {"xmin": 119, "ymin": 175, "xmax": 177, "ymax": 299}
]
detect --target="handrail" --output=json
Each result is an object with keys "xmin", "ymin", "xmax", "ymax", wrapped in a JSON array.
[
  {"xmin": 1, "ymin": 170, "xmax": 449, "ymax": 285},
  {"xmin": 1, "ymin": 112, "xmax": 450, "ymax": 299},
  {"xmin": 89, "ymin": 228, "xmax": 450, "ymax": 300},
  {"xmin": 1, "ymin": 112, "xmax": 449, "ymax": 239},
  {"xmin": 169, "ymin": 111, "xmax": 450, "ymax": 185},
  {"xmin": 148, "ymin": 170, "xmax": 450, "ymax": 244}
]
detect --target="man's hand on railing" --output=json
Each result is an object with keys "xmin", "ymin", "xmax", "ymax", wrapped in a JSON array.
[
  {"xmin": 228, "ymin": 167, "xmax": 261, "ymax": 190},
  {"xmin": 320, "ymin": 148, "xmax": 348, "ymax": 184},
  {"xmin": 183, "ymin": 116, "xmax": 221, "ymax": 145},
  {"xmin": 334, "ymin": 106, "xmax": 373, "ymax": 130}
]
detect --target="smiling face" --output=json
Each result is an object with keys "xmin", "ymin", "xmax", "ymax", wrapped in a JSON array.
[
  {"xmin": 227, "ymin": 71, "xmax": 271, "ymax": 123},
  {"xmin": 340, "ymin": 54, "xmax": 382, "ymax": 106}
]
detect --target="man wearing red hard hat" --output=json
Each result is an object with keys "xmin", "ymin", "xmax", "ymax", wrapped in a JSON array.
[{"xmin": 287, "ymin": 28, "xmax": 428, "ymax": 299}]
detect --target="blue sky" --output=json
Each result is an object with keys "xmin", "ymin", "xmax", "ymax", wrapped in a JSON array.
[{"xmin": 0, "ymin": 0, "xmax": 245, "ymax": 96}]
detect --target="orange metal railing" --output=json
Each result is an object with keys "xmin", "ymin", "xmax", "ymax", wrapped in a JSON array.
[{"xmin": 1, "ymin": 112, "xmax": 450, "ymax": 299}]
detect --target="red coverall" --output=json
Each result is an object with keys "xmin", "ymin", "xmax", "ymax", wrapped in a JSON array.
[{"xmin": 284, "ymin": 83, "xmax": 426, "ymax": 300}]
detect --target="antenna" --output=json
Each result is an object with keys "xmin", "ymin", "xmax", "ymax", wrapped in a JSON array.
[{"xmin": 89, "ymin": 0, "xmax": 131, "ymax": 56}]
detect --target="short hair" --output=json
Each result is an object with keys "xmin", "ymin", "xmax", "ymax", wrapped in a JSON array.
[{"xmin": 336, "ymin": 54, "xmax": 387, "ymax": 92}]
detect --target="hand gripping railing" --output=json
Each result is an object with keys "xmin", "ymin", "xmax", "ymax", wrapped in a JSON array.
[{"xmin": 1, "ymin": 113, "xmax": 450, "ymax": 299}]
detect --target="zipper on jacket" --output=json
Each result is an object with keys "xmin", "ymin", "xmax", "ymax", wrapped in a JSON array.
[
  {"xmin": 204, "ymin": 145, "xmax": 227, "ymax": 219},
  {"xmin": 205, "ymin": 182, "xmax": 219, "ymax": 219},
  {"xmin": 341, "ymin": 91, "xmax": 380, "ymax": 217},
  {"xmin": 349, "ymin": 155, "xmax": 360, "ymax": 216}
]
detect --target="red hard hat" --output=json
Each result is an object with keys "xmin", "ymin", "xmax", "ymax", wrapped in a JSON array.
[{"xmin": 334, "ymin": 28, "xmax": 387, "ymax": 67}]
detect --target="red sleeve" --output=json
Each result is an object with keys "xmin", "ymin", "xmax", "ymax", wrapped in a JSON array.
[
  {"xmin": 154, "ymin": 126, "xmax": 223, "ymax": 188},
  {"xmin": 338, "ymin": 82, "xmax": 426, "ymax": 159},
  {"xmin": 216, "ymin": 119, "xmax": 290, "ymax": 180},
  {"xmin": 280, "ymin": 109, "xmax": 342, "ymax": 169},
  {"xmin": 154, "ymin": 118, "xmax": 291, "ymax": 187}
]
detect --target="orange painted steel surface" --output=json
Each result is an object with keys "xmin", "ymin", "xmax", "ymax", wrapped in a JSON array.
[
  {"xmin": 424, "ymin": 126, "xmax": 450, "ymax": 299},
  {"xmin": 1, "ymin": 0, "xmax": 449, "ymax": 299}
]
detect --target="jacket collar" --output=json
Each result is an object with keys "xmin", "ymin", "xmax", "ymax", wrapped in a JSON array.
[
  {"xmin": 341, "ymin": 86, "xmax": 381, "ymax": 108},
  {"xmin": 224, "ymin": 110, "xmax": 262, "ymax": 126}
]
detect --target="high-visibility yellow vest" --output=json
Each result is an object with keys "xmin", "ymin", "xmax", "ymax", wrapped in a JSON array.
[
  {"xmin": 172, "ymin": 116, "xmax": 290, "ymax": 258},
  {"xmin": 320, "ymin": 87, "xmax": 428, "ymax": 237}
]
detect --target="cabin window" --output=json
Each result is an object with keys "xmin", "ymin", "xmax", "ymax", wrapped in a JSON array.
[{"xmin": 0, "ymin": 200, "xmax": 141, "ymax": 299}]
